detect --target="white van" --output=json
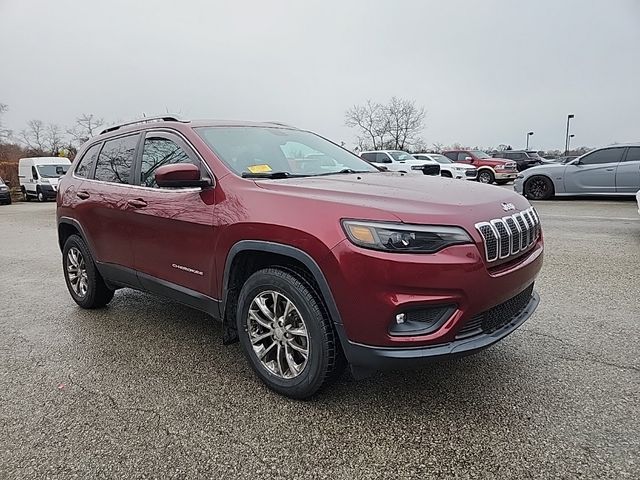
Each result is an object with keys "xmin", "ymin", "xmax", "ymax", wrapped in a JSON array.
[{"xmin": 19, "ymin": 157, "xmax": 71, "ymax": 202}]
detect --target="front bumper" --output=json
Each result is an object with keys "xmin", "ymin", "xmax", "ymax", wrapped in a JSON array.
[
  {"xmin": 323, "ymin": 237, "xmax": 543, "ymax": 352},
  {"xmin": 342, "ymin": 290, "xmax": 539, "ymax": 370},
  {"xmin": 40, "ymin": 184, "xmax": 57, "ymax": 199},
  {"xmin": 0, "ymin": 191, "xmax": 11, "ymax": 202},
  {"xmin": 514, "ymin": 177, "xmax": 525, "ymax": 194},
  {"xmin": 495, "ymin": 171, "xmax": 518, "ymax": 181}
]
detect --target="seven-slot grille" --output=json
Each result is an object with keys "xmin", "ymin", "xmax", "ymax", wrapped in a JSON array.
[{"xmin": 475, "ymin": 207, "xmax": 540, "ymax": 262}]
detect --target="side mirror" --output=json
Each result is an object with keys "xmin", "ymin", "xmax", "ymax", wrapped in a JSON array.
[
  {"xmin": 155, "ymin": 163, "xmax": 211, "ymax": 188},
  {"xmin": 464, "ymin": 156, "xmax": 473, "ymax": 161}
]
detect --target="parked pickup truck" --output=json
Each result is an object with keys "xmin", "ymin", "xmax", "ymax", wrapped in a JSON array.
[{"xmin": 443, "ymin": 150, "xmax": 518, "ymax": 184}]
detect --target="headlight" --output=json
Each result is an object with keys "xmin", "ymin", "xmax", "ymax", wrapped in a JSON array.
[
  {"xmin": 40, "ymin": 178, "xmax": 50, "ymax": 184},
  {"xmin": 411, "ymin": 165, "xmax": 425, "ymax": 170},
  {"xmin": 342, "ymin": 220, "xmax": 472, "ymax": 253}
]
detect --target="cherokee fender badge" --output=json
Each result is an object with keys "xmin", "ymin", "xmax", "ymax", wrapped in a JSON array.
[{"xmin": 171, "ymin": 264, "xmax": 204, "ymax": 276}]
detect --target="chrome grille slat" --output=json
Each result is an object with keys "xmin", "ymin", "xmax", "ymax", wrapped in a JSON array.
[{"xmin": 475, "ymin": 207, "xmax": 540, "ymax": 263}]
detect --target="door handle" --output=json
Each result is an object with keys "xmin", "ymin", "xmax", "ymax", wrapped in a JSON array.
[
  {"xmin": 76, "ymin": 191, "xmax": 90, "ymax": 200},
  {"xmin": 605, "ymin": 168, "xmax": 614, "ymax": 171},
  {"xmin": 127, "ymin": 198, "xmax": 147, "ymax": 209}
]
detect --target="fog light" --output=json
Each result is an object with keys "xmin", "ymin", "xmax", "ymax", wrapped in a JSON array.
[{"xmin": 389, "ymin": 305, "xmax": 457, "ymax": 336}]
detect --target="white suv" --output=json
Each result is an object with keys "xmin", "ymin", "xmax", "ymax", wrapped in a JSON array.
[
  {"xmin": 360, "ymin": 150, "xmax": 440, "ymax": 176},
  {"xmin": 413, "ymin": 153, "xmax": 478, "ymax": 180}
]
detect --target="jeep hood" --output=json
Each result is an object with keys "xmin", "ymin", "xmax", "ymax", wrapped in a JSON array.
[{"xmin": 255, "ymin": 172, "xmax": 531, "ymax": 225}]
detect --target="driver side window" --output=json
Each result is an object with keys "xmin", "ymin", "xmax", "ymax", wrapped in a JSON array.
[
  {"xmin": 580, "ymin": 148, "xmax": 624, "ymax": 165},
  {"xmin": 376, "ymin": 152, "xmax": 391, "ymax": 163}
]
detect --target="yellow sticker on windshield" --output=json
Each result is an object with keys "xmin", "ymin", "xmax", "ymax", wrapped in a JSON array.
[{"xmin": 247, "ymin": 164, "xmax": 273, "ymax": 173}]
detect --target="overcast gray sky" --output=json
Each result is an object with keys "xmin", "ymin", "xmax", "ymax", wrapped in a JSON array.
[{"xmin": 1, "ymin": 0, "xmax": 639, "ymax": 150}]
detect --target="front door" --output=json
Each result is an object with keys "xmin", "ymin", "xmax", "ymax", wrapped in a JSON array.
[
  {"xmin": 128, "ymin": 131, "xmax": 217, "ymax": 298},
  {"xmin": 616, "ymin": 147, "xmax": 640, "ymax": 193},
  {"xmin": 563, "ymin": 147, "xmax": 625, "ymax": 194}
]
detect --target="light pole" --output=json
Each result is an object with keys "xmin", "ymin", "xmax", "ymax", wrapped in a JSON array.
[
  {"xmin": 567, "ymin": 134, "xmax": 575, "ymax": 153},
  {"xmin": 564, "ymin": 114, "xmax": 574, "ymax": 155},
  {"xmin": 526, "ymin": 131, "xmax": 534, "ymax": 150}
]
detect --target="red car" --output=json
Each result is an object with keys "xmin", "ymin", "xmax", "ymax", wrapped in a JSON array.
[
  {"xmin": 56, "ymin": 117, "xmax": 543, "ymax": 398},
  {"xmin": 443, "ymin": 149, "xmax": 518, "ymax": 184}
]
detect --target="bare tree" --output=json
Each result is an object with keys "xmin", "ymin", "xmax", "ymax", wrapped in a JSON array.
[
  {"xmin": 46, "ymin": 124, "xmax": 64, "ymax": 155},
  {"xmin": 20, "ymin": 119, "xmax": 48, "ymax": 153},
  {"xmin": 346, "ymin": 97, "xmax": 426, "ymax": 151},
  {"xmin": 345, "ymin": 100, "xmax": 388, "ymax": 150},
  {"xmin": 431, "ymin": 142, "xmax": 444, "ymax": 153},
  {"xmin": 67, "ymin": 113, "xmax": 104, "ymax": 146},
  {"xmin": 385, "ymin": 97, "xmax": 425, "ymax": 150}
]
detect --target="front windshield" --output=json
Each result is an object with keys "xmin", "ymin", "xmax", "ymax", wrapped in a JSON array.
[
  {"xmin": 389, "ymin": 151, "xmax": 415, "ymax": 161},
  {"xmin": 196, "ymin": 127, "xmax": 379, "ymax": 177},
  {"xmin": 470, "ymin": 150, "xmax": 491, "ymax": 159},
  {"xmin": 37, "ymin": 164, "xmax": 69, "ymax": 178},
  {"xmin": 430, "ymin": 154, "xmax": 453, "ymax": 164}
]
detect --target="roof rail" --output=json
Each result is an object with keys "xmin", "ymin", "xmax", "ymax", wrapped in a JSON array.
[{"xmin": 99, "ymin": 115, "xmax": 187, "ymax": 135}]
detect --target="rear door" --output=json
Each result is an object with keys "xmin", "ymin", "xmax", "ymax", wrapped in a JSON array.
[
  {"xmin": 128, "ymin": 130, "xmax": 217, "ymax": 297},
  {"xmin": 75, "ymin": 133, "xmax": 141, "ymax": 279},
  {"xmin": 616, "ymin": 147, "xmax": 640, "ymax": 193},
  {"xmin": 563, "ymin": 147, "xmax": 625, "ymax": 194}
]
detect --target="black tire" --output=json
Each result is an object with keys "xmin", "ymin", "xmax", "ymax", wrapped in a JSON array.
[
  {"xmin": 37, "ymin": 188, "xmax": 45, "ymax": 202},
  {"xmin": 495, "ymin": 180, "xmax": 511, "ymax": 185},
  {"xmin": 441, "ymin": 171, "xmax": 453, "ymax": 178},
  {"xmin": 524, "ymin": 175, "xmax": 554, "ymax": 200},
  {"xmin": 236, "ymin": 267, "xmax": 341, "ymax": 399},
  {"xmin": 22, "ymin": 187, "xmax": 30, "ymax": 202},
  {"xmin": 62, "ymin": 234, "xmax": 114, "ymax": 309},
  {"xmin": 477, "ymin": 170, "xmax": 495, "ymax": 184}
]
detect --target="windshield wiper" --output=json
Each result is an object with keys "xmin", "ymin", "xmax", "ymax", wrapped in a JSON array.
[
  {"xmin": 241, "ymin": 171, "xmax": 308, "ymax": 179},
  {"xmin": 314, "ymin": 168, "xmax": 374, "ymax": 176}
]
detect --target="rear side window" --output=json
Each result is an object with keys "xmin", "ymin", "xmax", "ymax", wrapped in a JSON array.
[
  {"xmin": 94, "ymin": 135, "xmax": 139, "ymax": 183},
  {"xmin": 623, "ymin": 147, "xmax": 640, "ymax": 162},
  {"xmin": 580, "ymin": 147, "xmax": 625, "ymax": 165},
  {"xmin": 75, "ymin": 143, "xmax": 101, "ymax": 178},
  {"xmin": 140, "ymin": 137, "xmax": 197, "ymax": 188},
  {"xmin": 361, "ymin": 152, "xmax": 376, "ymax": 162}
]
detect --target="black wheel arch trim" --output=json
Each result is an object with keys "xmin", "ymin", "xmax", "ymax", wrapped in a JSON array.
[
  {"xmin": 222, "ymin": 240, "xmax": 345, "ymax": 327},
  {"xmin": 57, "ymin": 217, "xmax": 97, "ymax": 255}
]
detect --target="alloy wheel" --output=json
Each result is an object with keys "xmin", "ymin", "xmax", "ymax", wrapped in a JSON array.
[
  {"xmin": 246, "ymin": 290, "xmax": 309, "ymax": 379},
  {"xmin": 67, "ymin": 247, "xmax": 88, "ymax": 297},
  {"xmin": 478, "ymin": 172, "xmax": 492, "ymax": 184},
  {"xmin": 527, "ymin": 178, "xmax": 549, "ymax": 199}
]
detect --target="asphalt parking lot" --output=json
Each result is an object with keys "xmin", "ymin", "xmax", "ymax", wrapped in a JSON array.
[{"xmin": 1, "ymin": 198, "xmax": 639, "ymax": 479}]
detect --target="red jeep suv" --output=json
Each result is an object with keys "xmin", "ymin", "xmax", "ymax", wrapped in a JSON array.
[{"xmin": 57, "ymin": 116, "xmax": 543, "ymax": 398}]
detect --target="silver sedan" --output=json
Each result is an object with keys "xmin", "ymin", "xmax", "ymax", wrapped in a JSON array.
[{"xmin": 514, "ymin": 144, "xmax": 640, "ymax": 200}]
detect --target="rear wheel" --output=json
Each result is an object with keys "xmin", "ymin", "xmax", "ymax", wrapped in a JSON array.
[
  {"xmin": 477, "ymin": 170, "xmax": 495, "ymax": 184},
  {"xmin": 62, "ymin": 235, "xmax": 114, "ymax": 308},
  {"xmin": 22, "ymin": 187, "xmax": 30, "ymax": 202},
  {"xmin": 236, "ymin": 268, "xmax": 342, "ymax": 399},
  {"xmin": 524, "ymin": 175, "xmax": 554, "ymax": 200}
]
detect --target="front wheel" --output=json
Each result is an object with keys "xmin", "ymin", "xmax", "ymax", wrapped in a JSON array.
[
  {"xmin": 37, "ymin": 188, "xmax": 45, "ymax": 202},
  {"xmin": 477, "ymin": 170, "xmax": 495, "ymax": 184},
  {"xmin": 236, "ymin": 268, "xmax": 342, "ymax": 399},
  {"xmin": 524, "ymin": 175, "xmax": 554, "ymax": 200}
]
